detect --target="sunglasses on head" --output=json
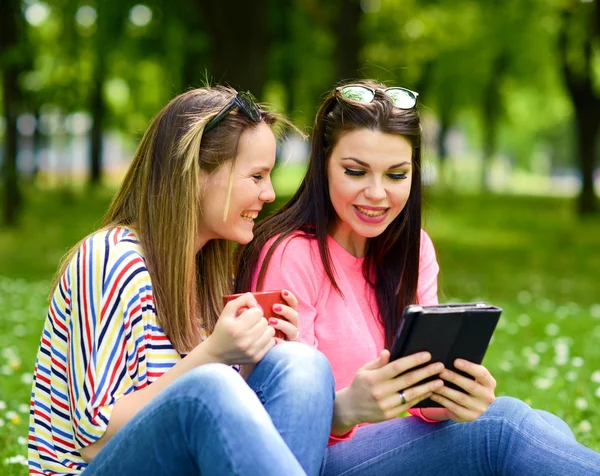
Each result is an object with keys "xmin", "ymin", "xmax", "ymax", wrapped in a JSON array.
[
  {"xmin": 204, "ymin": 91, "xmax": 262, "ymax": 133},
  {"xmin": 336, "ymin": 84, "xmax": 419, "ymax": 110}
]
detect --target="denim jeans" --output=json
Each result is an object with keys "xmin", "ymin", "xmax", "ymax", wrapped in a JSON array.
[
  {"xmin": 322, "ymin": 396, "xmax": 600, "ymax": 475},
  {"xmin": 83, "ymin": 342, "xmax": 335, "ymax": 476}
]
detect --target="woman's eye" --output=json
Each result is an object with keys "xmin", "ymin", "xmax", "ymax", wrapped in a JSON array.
[
  {"xmin": 344, "ymin": 168, "xmax": 366, "ymax": 177},
  {"xmin": 252, "ymin": 174, "xmax": 264, "ymax": 181},
  {"xmin": 388, "ymin": 173, "xmax": 407, "ymax": 180}
]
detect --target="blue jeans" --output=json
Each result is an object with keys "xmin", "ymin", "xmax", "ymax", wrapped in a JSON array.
[
  {"xmin": 322, "ymin": 397, "xmax": 600, "ymax": 475},
  {"xmin": 83, "ymin": 343, "xmax": 335, "ymax": 476}
]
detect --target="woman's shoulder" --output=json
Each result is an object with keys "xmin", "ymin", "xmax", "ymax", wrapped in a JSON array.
[
  {"xmin": 265, "ymin": 231, "xmax": 318, "ymax": 255},
  {"xmin": 262, "ymin": 231, "xmax": 320, "ymax": 268},
  {"xmin": 420, "ymin": 228, "xmax": 436, "ymax": 256}
]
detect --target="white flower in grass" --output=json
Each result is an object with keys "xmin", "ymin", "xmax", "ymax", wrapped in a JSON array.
[
  {"xmin": 527, "ymin": 354, "xmax": 540, "ymax": 368},
  {"xmin": 575, "ymin": 398, "xmax": 588, "ymax": 410},
  {"xmin": 534, "ymin": 377, "xmax": 553, "ymax": 390},
  {"xmin": 20, "ymin": 373, "xmax": 32, "ymax": 385},
  {"xmin": 578, "ymin": 420, "xmax": 592, "ymax": 433},
  {"xmin": 0, "ymin": 400, "xmax": 6, "ymax": 410},
  {"xmin": 595, "ymin": 387, "xmax": 600, "ymax": 399},
  {"xmin": 571, "ymin": 357, "xmax": 584, "ymax": 368},
  {"xmin": 534, "ymin": 342, "xmax": 548, "ymax": 353},
  {"xmin": 499, "ymin": 360, "xmax": 512, "ymax": 372},
  {"xmin": 590, "ymin": 304, "xmax": 600, "ymax": 319},
  {"xmin": 555, "ymin": 307, "xmax": 569, "ymax": 320},
  {"xmin": 518, "ymin": 290, "xmax": 532, "ymax": 304},
  {"xmin": 545, "ymin": 323, "xmax": 560, "ymax": 336},
  {"xmin": 0, "ymin": 418, "xmax": 4, "ymax": 427},
  {"xmin": 537, "ymin": 299, "xmax": 555, "ymax": 313},
  {"xmin": 18, "ymin": 403, "xmax": 29, "ymax": 414},
  {"xmin": 12, "ymin": 324, "xmax": 26, "ymax": 337},
  {"xmin": 591, "ymin": 371, "xmax": 600, "ymax": 384},
  {"xmin": 17, "ymin": 436, "xmax": 27, "ymax": 446},
  {"xmin": 565, "ymin": 371, "xmax": 578, "ymax": 382},
  {"xmin": 545, "ymin": 367, "xmax": 558, "ymax": 379},
  {"xmin": 3, "ymin": 455, "xmax": 27, "ymax": 465},
  {"xmin": 517, "ymin": 314, "xmax": 531, "ymax": 327},
  {"xmin": 6, "ymin": 411, "xmax": 21, "ymax": 424},
  {"xmin": 9, "ymin": 358, "xmax": 21, "ymax": 370},
  {"xmin": 1, "ymin": 365, "xmax": 13, "ymax": 376}
]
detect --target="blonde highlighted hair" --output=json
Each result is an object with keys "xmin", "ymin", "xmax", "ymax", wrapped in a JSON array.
[{"xmin": 51, "ymin": 85, "xmax": 291, "ymax": 353}]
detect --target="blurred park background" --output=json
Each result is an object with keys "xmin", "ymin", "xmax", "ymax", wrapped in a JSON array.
[{"xmin": 1, "ymin": 0, "xmax": 600, "ymax": 473}]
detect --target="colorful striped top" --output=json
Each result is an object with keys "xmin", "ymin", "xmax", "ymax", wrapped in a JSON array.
[{"xmin": 28, "ymin": 228, "xmax": 203, "ymax": 475}]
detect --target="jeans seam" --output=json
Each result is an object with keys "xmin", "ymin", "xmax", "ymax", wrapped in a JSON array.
[{"xmin": 84, "ymin": 395, "xmax": 239, "ymax": 476}]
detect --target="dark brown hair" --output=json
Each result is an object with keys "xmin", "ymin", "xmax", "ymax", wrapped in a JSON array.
[{"xmin": 234, "ymin": 80, "xmax": 423, "ymax": 349}]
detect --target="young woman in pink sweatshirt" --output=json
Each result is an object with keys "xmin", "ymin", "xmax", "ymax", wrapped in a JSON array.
[{"xmin": 234, "ymin": 80, "xmax": 600, "ymax": 475}]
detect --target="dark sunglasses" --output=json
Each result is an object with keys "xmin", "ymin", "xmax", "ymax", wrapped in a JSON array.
[
  {"xmin": 336, "ymin": 85, "xmax": 419, "ymax": 109},
  {"xmin": 204, "ymin": 91, "xmax": 262, "ymax": 133}
]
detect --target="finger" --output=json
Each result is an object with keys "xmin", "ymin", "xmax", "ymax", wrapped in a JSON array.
[
  {"xmin": 280, "ymin": 289, "xmax": 298, "ymax": 310},
  {"xmin": 440, "ymin": 369, "xmax": 489, "ymax": 399},
  {"xmin": 223, "ymin": 292, "xmax": 260, "ymax": 316},
  {"xmin": 248, "ymin": 327, "xmax": 276, "ymax": 362},
  {"xmin": 379, "ymin": 352, "xmax": 433, "ymax": 381},
  {"xmin": 385, "ymin": 362, "xmax": 444, "ymax": 394},
  {"xmin": 268, "ymin": 318, "xmax": 298, "ymax": 341},
  {"xmin": 235, "ymin": 307, "xmax": 264, "ymax": 330},
  {"xmin": 272, "ymin": 304, "xmax": 298, "ymax": 328},
  {"xmin": 455, "ymin": 359, "xmax": 496, "ymax": 389},
  {"xmin": 379, "ymin": 379, "xmax": 443, "ymax": 411},
  {"xmin": 361, "ymin": 350, "xmax": 391, "ymax": 372},
  {"xmin": 429, "ymin": 393, "xmax": 479, "ymax": 422},
  {"xmin": 433, "ymin": 385, "xmax": 489, "ymax": 414}
]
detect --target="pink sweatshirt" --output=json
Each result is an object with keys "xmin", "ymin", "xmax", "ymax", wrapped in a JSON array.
[{"xmin": 251, "ymin": 230, "xmax": 440, "ymax": 443}]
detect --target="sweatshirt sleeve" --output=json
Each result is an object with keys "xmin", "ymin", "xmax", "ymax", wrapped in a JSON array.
[
  {"xmin": 417, "ymin": 229, "xmax": 440, "ymax": 306},
  {"xmin": 251, "ymin": 235, "xmax": 321, "ymax": 348}
]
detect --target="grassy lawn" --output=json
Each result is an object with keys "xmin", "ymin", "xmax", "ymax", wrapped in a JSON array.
[{"xmin": 1, "ymin": 173, "xmax": 599, "ymax": 474}]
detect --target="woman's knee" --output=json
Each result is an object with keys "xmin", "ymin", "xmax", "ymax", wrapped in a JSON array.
[
  {"xmin": 169, "ymin": 363, "xmax": 246, "ymax": 399},
  {"xmin": 262, "ymin": 343, "xmax": 335, "ymax": 393}
]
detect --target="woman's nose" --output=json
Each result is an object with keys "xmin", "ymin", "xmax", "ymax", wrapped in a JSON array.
[
  {"xmin": 363, "ymin": 180, "xmax": 386, "ymax": 202},
  {"xmin": 260, "ymin": 184, "xmax": 276, "ymax": 203}
]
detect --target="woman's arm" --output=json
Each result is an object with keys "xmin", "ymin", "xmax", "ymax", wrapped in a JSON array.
[{"xmin": 81, "ymin": 292, "xmax": 274, "ymax": 462}]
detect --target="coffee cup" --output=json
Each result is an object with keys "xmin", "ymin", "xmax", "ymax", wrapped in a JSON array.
[{"xmin": 222, "ymin": 290, "xmax": 288, "ymax": 340}]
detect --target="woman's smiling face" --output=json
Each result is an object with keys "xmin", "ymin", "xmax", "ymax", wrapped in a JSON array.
[{"xmin": 326, "ymin": 128, "xmax": 413, "ymax": 257}]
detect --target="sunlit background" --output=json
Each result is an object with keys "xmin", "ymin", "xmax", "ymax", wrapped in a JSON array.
[{"xmin": 1, "ymin": 0, "xmax": 600, "ymax": 473}]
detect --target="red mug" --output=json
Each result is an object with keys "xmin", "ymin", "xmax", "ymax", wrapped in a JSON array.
[{"xmin": 222, "ymin": 290, "xmax": 288, "ymax": 340}]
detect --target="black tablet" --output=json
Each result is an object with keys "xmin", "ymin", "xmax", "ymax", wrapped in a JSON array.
[{"xmin": 390, "ymin": 303, "xmax": 502, "ymax": 408}]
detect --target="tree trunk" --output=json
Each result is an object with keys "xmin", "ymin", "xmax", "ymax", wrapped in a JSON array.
[
  {"xmin": 335, "ymin": 0, "xmax": 362, "ymax": 82},
  {"xmin": 437, "ymin": 111, "xmax": 451, "ymax": 188},
  {"xmin": 200, "ymin": 0, "xmax": 270, "ymax": 97},
  {"xmin": 2, "ymin": 68, "xmax": 20, "ymax": 226},
  {"xmin": 0, "ymin": 0, "xmax": 22, "ymax": 226},
  {"xmin": 558, "ymin": 5, "xmax": 600, "ymax": 215},
  {"xmin": 574, "ymin": 110, "xmax": 600, "ymax": 214}
]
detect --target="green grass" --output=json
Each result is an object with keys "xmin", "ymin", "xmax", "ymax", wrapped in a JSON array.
[{"xmin": 1, "ymin": 179, "xmax": 600, "ymax": 474}]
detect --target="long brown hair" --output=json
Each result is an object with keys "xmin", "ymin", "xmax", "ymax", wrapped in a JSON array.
[
  {"xmin": 234, "ymin": 80, "xmax": 423, "ymax": 349},
  {"xmin": 50, "ymin": 86, "xmax": 283, "ymax": 353}
]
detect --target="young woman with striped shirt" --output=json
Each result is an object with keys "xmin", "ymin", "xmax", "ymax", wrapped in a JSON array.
[{"xmin": 28, "ymin": 86, "xmax": 335, "ymax": 476}]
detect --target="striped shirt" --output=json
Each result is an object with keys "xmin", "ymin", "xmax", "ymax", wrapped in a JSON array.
[{"xmin": 28, "ymin": 228, "xmax": 203, "ymax": 475}]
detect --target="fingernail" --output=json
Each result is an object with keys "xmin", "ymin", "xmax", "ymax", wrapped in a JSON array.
[
  {"xmin": 273, "ymin": 304, "xmax": 282, "ymax": 312},
  {"xmin": 269, "ymin": 318, "xmax": 278, "ymax": 325},
  {"xmin": 434, "ymin": 363, "xmax": 444, "ymax": 372},
  {"xmin": 421, "ymin": 352, "xmax": 431, "ymax": 360},
  {"xmin": 283, "ymin": 290, "xmax": 289, "ymax": 296},
  {"xmin": 256, "ymin": 303, "xmax": 263, "ymax": 311},
  {"xmin": 455, "ymin": 359, "xmax": 464, "ymax": 367}
]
